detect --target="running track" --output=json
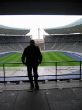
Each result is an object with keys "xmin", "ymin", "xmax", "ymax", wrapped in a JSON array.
[{"xmin": 64, "ymin": 52, "xmax": 82, "ymax": 61}]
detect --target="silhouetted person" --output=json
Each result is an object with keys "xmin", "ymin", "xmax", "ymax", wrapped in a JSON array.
[{"xmin": 21, "ymin": 40, "xmax": 42, "ymax": 90}]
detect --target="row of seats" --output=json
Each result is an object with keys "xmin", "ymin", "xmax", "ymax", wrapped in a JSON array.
[
  {"xmin": 44, "ymin": 34, "xmax": 82, "ymax": 43},
  {"xmin": 0, "ymin": 35, "xmax": 31, "ymax": 52},
  {"xmin": 44, "ymin": 34, "xmax": 82, "ymax": 53},
  {"xmin": 0, "ymin": 35, "xmax": 31, "ymax": 43}
]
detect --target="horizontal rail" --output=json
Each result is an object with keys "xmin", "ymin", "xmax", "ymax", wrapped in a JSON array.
[{"xmin": 0, "ymin": 60, "xmax": 81, "ymax": 65}]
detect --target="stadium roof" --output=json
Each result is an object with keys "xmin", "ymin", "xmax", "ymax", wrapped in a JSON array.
[
  {"xmin": 0, "ymin": 25, "xmax": 30, "ymax": 35},
  {"xmin": 44, "ymin": 18, "xmax": 82, "ymax": 34}
]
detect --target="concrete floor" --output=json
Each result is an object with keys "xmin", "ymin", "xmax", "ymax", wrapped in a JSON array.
[{"xmin": 0, "ymin": 80, "xmax": 82, "ymax": 110}]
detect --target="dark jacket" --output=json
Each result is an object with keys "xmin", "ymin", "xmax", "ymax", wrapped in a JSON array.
[{"xmin": 21, "ymin": 44, "xmax": 42, "ymax": 66}]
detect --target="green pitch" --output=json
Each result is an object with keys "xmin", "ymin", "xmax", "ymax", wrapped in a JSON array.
[
  {"xmin": 0, "ymin": 51, "xmax": 79, "ymax": 67},
  {"xmin": 41, "ymin": 51, "xmax": 79, "ymax": 66}
]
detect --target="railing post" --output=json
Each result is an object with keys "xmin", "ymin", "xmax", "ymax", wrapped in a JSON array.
[
  {"xmin": 3, "ymin": 64, "xmax": 6, "ymax": 85},
  {"xmin": 55, "ymin": 62, "xmax": 57, "ymax": 82},
  {"xmin": 80, "ymin": 61, "xmax": 81, "ymax": 81}
]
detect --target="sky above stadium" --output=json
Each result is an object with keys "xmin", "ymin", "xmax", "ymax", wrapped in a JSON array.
[{"xmin": 0, "ymin": 15, "xmax": 82, "ymax": 39}]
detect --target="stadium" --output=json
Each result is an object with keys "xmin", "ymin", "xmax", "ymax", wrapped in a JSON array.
[
  {"xmin": 0, "ymin": 1, "xmax": 82, "ymax": 110},
  {"xmin": 0, "ymin": 16, "xmax": 82, "ymax": 84}
]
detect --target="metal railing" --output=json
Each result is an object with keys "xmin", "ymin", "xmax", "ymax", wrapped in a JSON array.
[{"xmin": 0, "ymin": 61, "xmax": 82, "ymax": 85}]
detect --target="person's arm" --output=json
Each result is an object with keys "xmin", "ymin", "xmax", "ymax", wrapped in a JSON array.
[
  {"xmin": 37, "ymin": 47, "xmax": 42, "ymax": 64},
  {"xmin": 21, "ymin": 48, "xmax": 26, "ymax": 64}
]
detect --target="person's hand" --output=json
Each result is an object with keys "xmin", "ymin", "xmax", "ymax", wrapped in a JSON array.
[
  {"xmin": 38, "ymin": 60, "xmax": 41, "ymax": 64},
  {"xmin": 22, "ymin": 62, "xmax": 26, "ymax": 65}
]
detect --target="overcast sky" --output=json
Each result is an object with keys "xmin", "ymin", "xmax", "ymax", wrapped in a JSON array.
[{"xmin": 0, "ymin": 15, "xmax": 82, "ymax": 39}]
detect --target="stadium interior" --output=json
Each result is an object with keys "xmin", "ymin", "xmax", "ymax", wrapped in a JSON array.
[
  {"xmin": 0, "ymin": 1, "xmax": 82, "ymax": 110},
  {"xmin": 0, "ymin": 1, "xmax": 82, "ymax": 83},
  {"xmin": 0, "ymin": 16, "xmax": 82, "ymax": 83}
]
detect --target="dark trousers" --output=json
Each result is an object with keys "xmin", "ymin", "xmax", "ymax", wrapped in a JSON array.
[{"xmin": 27, "ymin": 65, "xmax": 39, "ymax": 88}]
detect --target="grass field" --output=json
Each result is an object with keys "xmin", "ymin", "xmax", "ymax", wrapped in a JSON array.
[{"xmin": 0, "ymin": 51, "xmax": 80, "ymax": 67}]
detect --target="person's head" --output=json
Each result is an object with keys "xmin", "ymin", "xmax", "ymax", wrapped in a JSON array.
[{"xmin": 30, "ymin": 40, "xmax": 35, "ymax": 45}]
